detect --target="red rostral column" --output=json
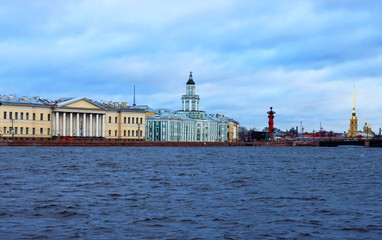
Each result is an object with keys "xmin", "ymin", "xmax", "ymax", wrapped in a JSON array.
[{"xmin": 267, "ymin": 107, "xmax": 276, "ymax": 138}]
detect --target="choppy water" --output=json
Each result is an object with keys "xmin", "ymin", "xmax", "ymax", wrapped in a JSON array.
[{"xmin": 0, "ymin": 146, "xmax": 382, "ymax": 239}]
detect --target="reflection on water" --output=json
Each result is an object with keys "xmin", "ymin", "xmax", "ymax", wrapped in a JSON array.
[{"xmin": 1, "ymin": 146, "xmax": 382, "ymax": 239}]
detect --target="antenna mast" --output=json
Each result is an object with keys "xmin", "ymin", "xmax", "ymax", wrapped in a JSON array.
[{"xmin": 133, "ymin": 85, "xmax": 136, "ymax": 106}]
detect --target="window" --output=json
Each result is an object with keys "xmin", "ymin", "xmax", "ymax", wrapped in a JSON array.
[
  {"xmin": 108, "ymin": 130, "xmax": 111, "ymax": 136},
  {"xmin": 26, "ymin": 127, "xmax": 29, "ymax": 135},
  {"xmin": 128, "ymin": 117, "xmax": 131, "ymax": 124},
  {"xmin": 40, "ymin": 113, "xmax": 44, "ymax": 121},
  {"xmin": 132, "ymin": 118, "xmax": 134, "ymax": 124},
  {"xmin": 124, "ymin": 130, "xmax": 126, "ymax": 136},
  {"xmin": 132, "ymin": 130, "xmax": 134, "ymax": 137},
  {"xmin": 115, "ymin": 130, "xmax": 117, "ymax": 136},
  {"xmin": 109, "ymin": 117, "xmax": 112, "ymax": 123},
  {"xmin": 33, "ymin": 113, "xmax": 36, "ymax": 120},
  {"xmin": 26, "ymin": 113, "xmax": 29, "ymax": 120},
  {"xmin": 15, "ymin": 112, "xmax": 18, "ymax": 120},
  {"xmin": 136, "ymin": 118, "xmax": 138, "ymax": 124},
  {"xmin": 124, "ymin": 117, "xmax": 126, "ymax": 124},
  {"xmin": 47, "ymin": 128, "xmax": 50, "ymax": 135},
  {"xmin": 9, "ymin": 112, "xmax": 13, "ymax": 119},
  {"xmin": 32, "ymin": 128, "xmax": 35, "ymax": 135},
  {"xmin": 21, "ymin": 112, "xmax": 24, "ymax": 120},
  {"xmin": 40, "ymin": 128, "xmax": 43, "ymax": 135},
  {"xmin": 20, "ymin": 127, "xmax": 23, "ymax": 135},
  {"xmin": 3, "ymin": 112, "xmax": 6, "ymax": 119},
  {"xmin": 128, "ymin": 130, "xmax": 131, "ymax": 136},
  {"xmin": 48, "ymin": 114, "xmax": 51, "ymax": 121},
  {"xmin": 3, "ymin": 127, "xmax": 6, "ymax": 134},
  {"xmin": 15, "ymin": 127, "xmax": 18, "ymax": 134},
  {"xmin": 140, "ymin": 118, "xmax": 143, "ymax": 124},
  {"xmin": 115, "ymin": 117, "xmax": 117, "ymax": 123}
]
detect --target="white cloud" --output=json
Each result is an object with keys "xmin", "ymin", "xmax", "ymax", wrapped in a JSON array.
[{"xmin": 1, "ymin": 0, "xmax": 382, "ymax": 132}]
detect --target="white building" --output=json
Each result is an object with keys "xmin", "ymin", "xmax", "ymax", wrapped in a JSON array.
[{"xmin": 145, "ymin": 72, "xmax": 230, "ymax": 142}]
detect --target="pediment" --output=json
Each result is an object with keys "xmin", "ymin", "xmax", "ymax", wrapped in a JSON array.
[{"xmin": 59, "ymin": 98, "xmax": 103, "ymax": 110}]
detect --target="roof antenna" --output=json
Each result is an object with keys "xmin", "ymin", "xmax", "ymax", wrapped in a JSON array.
[{"xmin": 133, "ymin": 85, "xmax": 136, "ymax": 106}]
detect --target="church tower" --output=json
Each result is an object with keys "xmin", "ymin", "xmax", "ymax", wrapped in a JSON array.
[
  {"xmin": 347, "ymin": 86, "xmax": 358, "ymax": 137},
  {"xmin": 180, "ymin": 72, "xmax": 205, "ymax": 119}
]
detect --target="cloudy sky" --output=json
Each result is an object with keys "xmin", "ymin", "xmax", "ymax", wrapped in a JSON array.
[{"xmin": 1, "ymin": 0, "xmax": 382, "ymax": 132}]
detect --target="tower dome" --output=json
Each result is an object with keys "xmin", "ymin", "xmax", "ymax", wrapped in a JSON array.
[{"xmin": 186, "ymin": 71, "xmax": 195, "ymax": 85}]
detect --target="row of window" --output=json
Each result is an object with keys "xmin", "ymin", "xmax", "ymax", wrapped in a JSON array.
[
  {"xmin": 3, "ymin": 112, "xmax": 50, "ymax": 121},
  {"xmin": 2, "ymin": 126, "xmax": 50, "ymax": 135},
  {"xmin": 108, "ymin": 116, "xmax": 144, "ymax": 124},
  {"xmin": 108, "ymin": 129, "xmax": 143, "ymax": 137}
]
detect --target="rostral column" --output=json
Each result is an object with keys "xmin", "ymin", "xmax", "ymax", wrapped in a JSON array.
[{"xmin": 267, "ymin": 107, "xmax": 276, "ymax": 140}]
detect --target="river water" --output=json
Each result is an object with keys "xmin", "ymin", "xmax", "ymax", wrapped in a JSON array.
[{"xmin": 0, "ymin": 146, "xmax": 381, "ymax": 239}]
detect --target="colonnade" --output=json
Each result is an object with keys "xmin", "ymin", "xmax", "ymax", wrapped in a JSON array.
[{"xmin": 54, "ymin": 111, "xmax": 105, "ymax": 137}]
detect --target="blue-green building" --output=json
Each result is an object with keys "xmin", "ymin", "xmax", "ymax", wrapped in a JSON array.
[{"xmin": 146, "ymin": 72, "xmax": 231, "ymax": 142}]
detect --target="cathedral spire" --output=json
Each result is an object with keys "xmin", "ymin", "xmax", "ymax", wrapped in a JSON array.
[
  {"xmin": 351, "ymin": 85, "xmax": 357, "ymax": 117},
  {"xmin": 348, "ymin": 85, "xmax": 358, "ymax": 137}
]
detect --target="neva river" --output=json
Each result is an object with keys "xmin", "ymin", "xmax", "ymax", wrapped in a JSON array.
[{"xmin": 1, "ymin": 146, "xmax": 382, "ymax": 239}]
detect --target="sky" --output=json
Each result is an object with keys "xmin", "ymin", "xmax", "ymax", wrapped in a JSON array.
[{"xmin": 1, "ymin": 0, "xmax": 382, "ymax": 133}]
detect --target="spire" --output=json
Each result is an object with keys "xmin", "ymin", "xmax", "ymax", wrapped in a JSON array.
[
  {"xmin": 186, "ymin": 71, "xmax": 195, "ymax": 85},
  {"xmin": 353, "ymin": 85, "xmax": 356, "ymax": 109},
  {"xmin": 348, "ymin": 85, "xmax": 358, "ymax": 137}
]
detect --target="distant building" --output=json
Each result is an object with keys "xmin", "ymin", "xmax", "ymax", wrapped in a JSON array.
[
  {"xmin": 145, "ymin": 72, "xmax": 239, "ymax": 142},
  {"xmin": 0, "ymin": 95, "xmax": 146, "ymax": 140},
  {"xmin": 363, "ymin": 122, "xmax": 375, "ymax": 137}
]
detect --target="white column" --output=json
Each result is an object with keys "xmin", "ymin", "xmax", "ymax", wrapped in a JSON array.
[
  {"xmin": 76, "ymin": 113, "xmax": 80, "ymax": 136},
  {"xmin": 96, "ymin": 114, "xmax": 99, "ymax": 137},
  {"xmin": 62, "ymin": 112, "xmax": 66, "ymax": 136},
  {"xmin": 89, "ymin": 114, "xmax": 93, "ymax": 137},
  {"xmin": 102, "ymin": 115, "xmax": 105, "ymax": 137},
  {"xmin": 189, "ymin": 101, "xmax": 192, "ymax": 111},
  {"xmin": 55, "ymin": 112, "xmax": 59, "ymax": 136},
  {"xmin": 69, "ymin": 113, "xmax": 73, "ymax": 136},
  {"xmin": 83, "ymin": 113, "xmax": 87, "ymax": 137}
]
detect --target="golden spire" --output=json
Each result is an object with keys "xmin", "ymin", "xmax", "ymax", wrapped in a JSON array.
[
  {"xmin": 353, "ymin": 85, "xmax": 356, "ymax": 110},
  {"xmin": 348, "ymin": 85, "xmax": 358, "ymax": 137}
]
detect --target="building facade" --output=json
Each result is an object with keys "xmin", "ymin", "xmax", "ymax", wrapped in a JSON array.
[
  {"xmin": 146, "ymin": 73, "xmax": 239, "ymax": 142},
  {"xmin": 0, "ymin": 95, "xmax": 146, "ymax": 140},
  {"xmin": 146, "ymin": 112, "xmax": 229, "ymax": 142}
]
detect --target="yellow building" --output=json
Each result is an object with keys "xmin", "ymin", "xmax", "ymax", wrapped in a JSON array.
[
  {"xmin": 214, "ymin": 113, "xmax": 240, "ymax": 142},
  {"xmin": 0, "ymin": 95, "xmax": 145, "ymax": 140},
  {"xmin": 363, "ymin": 122, "xmax": 374, "ymax": 136},
  {"xmin": 227, "ymin": 120, "xmax": 240, "ymax": 142}
]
